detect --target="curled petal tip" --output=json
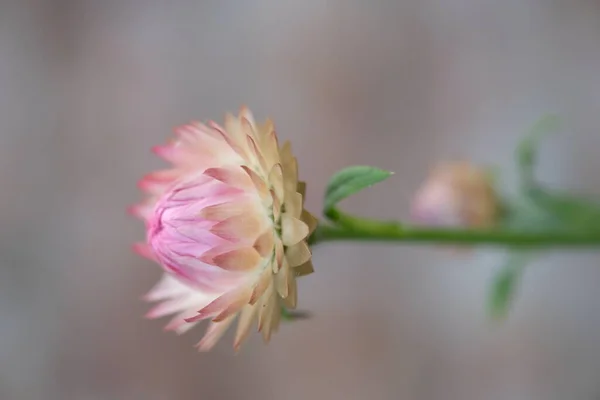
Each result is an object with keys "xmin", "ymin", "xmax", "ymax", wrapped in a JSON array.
[{"xmin": 184, "ymin": 313, "xmax": 206, "ymax": 324}]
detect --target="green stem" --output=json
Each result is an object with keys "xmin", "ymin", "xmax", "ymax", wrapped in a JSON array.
[{"xmin": 311, "ymin": 208, "xmax": 600, "ymax": 247}]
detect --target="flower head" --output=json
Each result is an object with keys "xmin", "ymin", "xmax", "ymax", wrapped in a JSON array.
[
  {"xmin": 131, "ymin": 107, "xmax": 317, "ymax": 351},
  {"xmin": 410, "ymin": 162, "xmax": 498, "ymax": 228}
]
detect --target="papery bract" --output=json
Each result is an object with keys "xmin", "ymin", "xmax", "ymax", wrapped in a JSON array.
[{"xmin": 131, "ymin": 107, "xmax": 317, "ymax": 351}]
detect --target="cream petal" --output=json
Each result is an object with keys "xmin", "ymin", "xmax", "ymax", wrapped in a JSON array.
[
  {"xmin": 260, "ymin": 128, "xmax": 280, "ymax": 171},
  {"xmin": 294, "ymin": 260, "xmax": 314, "ymax": 277},
  {"xmin": 261, "ymin": 299, "xmax": 277, "ymax": 343},
  {"xmin": 257, "ymin": 286, "xmax": 276, "ymax": 335},
  {"xmin": 210, "ymin": 214, "xmax": 267, "ymax": 242},
  {"xmin": 234, "ymin": 304, "xmax": 258, "ymax": 351},
  {"xmin": 207, "ymin": 121, "xmax": 247, "ymax": 159},
  {"xmin": 198, "ymin": 201, "xmax": 247, "ymax": 221},
  {"xmin": 164, "ymin": 312, "xmax": 201, "ymax": 335},
  {"xmin": 196, "ymin": 316, "xmax": 237, "ymax": 352},
  {"xmin": 187, "ymin": 286, "xmax": 252, "ymax": 323},
  {"xmin": 249, "ymin": 264, "xmax": 273, "ymax": 305},
  {"xmin": 301, "ymin": 209, "xmax": 319, "ymax": 235},
  {"xmin": 201, "ymin": 247, "xmax": 263, "ymax": 272},
  {"xmin": 268, "ymin": 164, "xmax": 284, "ymax": 202},
  {"xmin": 203, "ymin": 166, "xmax": 253, "ymax": 191},
  {"xmin": 246, "ymin": 134, "xmax": 269, "ymax": 174},
  {"xmin": 281, "ymin": 215, "xmax": 309, "ymax": 246},
  {"xmin": 275, "ymin": 259, "xmax": 289, "ymax": 298},
  {"xmin": 271, "ymin": 302, "xmax": 282, "ymax": 334},
  {"xmin": 241, "ymin": 165, "xmax": 269, "ymax": 199},
  {"xmin": 272, "ymin": 239, "xmax": 284, "ymax": 273},
  {"xmin": 282, "ymin": 273, "xmax": 297, "ymax": 309},
  {"xmin": 280, "ymin": 141, "xmax": 292, "ymax": 161},
  {"xmin": 253, "ymin": 230, "xmax": 275, "ymax": 258},
  {"xmin": 239, "ymin": 106, "xmax": 256, "ymax": 130},
  {"xmin": 173, "ymin": 124, "xmax": 241, "ymax": 167},
  {"xmin": 193, "ymin": 122, "xmax": 228, "ymax": 143},
  {"xmin": 281, "ymin": 157, "xmax": 298, "ymax": 195},
  {"xmin": 285, "ymin": 192, "xmax": 303, "ymax": 218},
  {"xmin": 285, "ymin": 241, "xmax": 312, "ymax": 267},
  {"xmin": 256, "ymin": 118, "xmax": 274, "ymax": 141},
  {"xmin": 297, "ymin": 181, "xmax": 307, "ymax": 198},
  {"xmin": 224, "ymin": 112, "xmax": 247, "ymax": 148}
]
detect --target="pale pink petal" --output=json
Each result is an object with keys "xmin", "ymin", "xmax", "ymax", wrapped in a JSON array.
[
  {"xmin": 186, "ymin": 285, "xmax": 252, "ymax": 323},
  {"xmin": 132, "ymin": 242, "xmax": 157, "ymax": 262},
  {"xmin": 196, "ymin": 316, "xmax": 237, "ymax": 352}
]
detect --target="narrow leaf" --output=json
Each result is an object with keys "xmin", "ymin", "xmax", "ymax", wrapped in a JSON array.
[
  {"xmin": 488, "ymin": 252, "xmax": 530, "ymax": 319},
  {"xmin": 517, "ymin": 114, "xmax": 560, "ymax": 186},
  {"xmin": 324, "ymin": 166, "xmax": 393, "ymax": 212}
]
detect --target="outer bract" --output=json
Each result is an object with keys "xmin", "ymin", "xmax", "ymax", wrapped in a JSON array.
[{"xmin": 130, "ymin": 107, "xmax": 317, "ymax": 351}]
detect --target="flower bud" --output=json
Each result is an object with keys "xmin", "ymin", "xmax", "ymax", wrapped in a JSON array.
[{"xmin": 410, "ymin": 162, "xmax": 498, "ymax": 228}]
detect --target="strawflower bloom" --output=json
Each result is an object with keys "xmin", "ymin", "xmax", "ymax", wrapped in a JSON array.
[
  {"xmin": 410, "ymin": 162, "xmax": 498, "ymax": 228},
  {"xmin": 130, "ymin": 107, "xmax": 318, "ymax": 351}
]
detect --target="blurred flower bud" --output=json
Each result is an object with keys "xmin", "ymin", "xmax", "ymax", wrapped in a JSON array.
[{"xmin": 410, "ymin": 162, "xmax": 498, "ymax": 228}]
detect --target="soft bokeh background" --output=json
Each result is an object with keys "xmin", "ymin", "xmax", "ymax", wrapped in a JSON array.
[{"xmin": 3, "ymin": 0, "xmax": 600, "ymax": 399}]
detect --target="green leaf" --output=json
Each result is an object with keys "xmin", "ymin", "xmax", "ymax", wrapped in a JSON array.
[
  {"xmin": 527, "ymin": 188, "xmax": 600, "ymax": 232},
  {"xmin": 500, "ymin": 195, "xmax": 564, "ymax": 231},
  {"xmin": 517, "ymin": 114, "xmax": 560, "ymax": 186},
  {"xmin": 488, "ymin": 252, "xmax": 530, "ymax": 319},
  {"xmin": 324, "ymin": 166, "xmax": 393, "ymax": 213},
  {"xmin": 512, "ymin": 115, "xmax": 600, "ymax": 232}
]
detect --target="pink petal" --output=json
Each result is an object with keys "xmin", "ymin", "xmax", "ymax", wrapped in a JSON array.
[{"xmin": 132, "ymin": 242, "xmax": 157, "ymax": 262}]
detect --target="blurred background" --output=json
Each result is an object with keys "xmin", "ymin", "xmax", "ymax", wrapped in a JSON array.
[{"xmin": 3, "ymin": 0, "xmax": 600, "ymax": 399}]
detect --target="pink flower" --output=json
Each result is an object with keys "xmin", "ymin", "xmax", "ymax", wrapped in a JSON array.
[
  {"xmin": 410, "ymin": 162, "xmax": 498, "ymax": 228},
  {"xmin": 130, "ymin": 107, "xmax": 317, "ymax": 351}
]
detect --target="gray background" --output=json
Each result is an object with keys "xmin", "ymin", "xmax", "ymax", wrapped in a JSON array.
[{"xmin": 2, "ymin": 0, "xmax": 600, "ymax": 399}]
